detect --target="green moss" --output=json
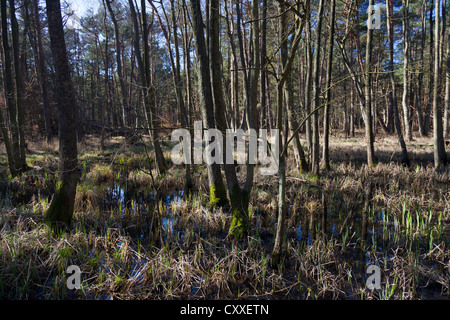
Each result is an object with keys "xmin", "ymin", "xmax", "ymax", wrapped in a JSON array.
[
  {"xmin": 209, "ymin": 183, "xmax": 228, "ymax": 208},
  {"xmin": 228, "ymin": 185, "xmax": 250, "ymax": 239},
  {"xmin": 299, "ymin": 160, "xmax": 309, "ymax": 174},
  {"xmin": 45, "ymin": 180, "xmax": 76, "ymax": 231}
]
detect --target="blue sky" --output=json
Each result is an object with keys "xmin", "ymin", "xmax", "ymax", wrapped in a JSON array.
[{"xmin": 67, "ymin": 0, "xmax": 100, "ymax": 17}]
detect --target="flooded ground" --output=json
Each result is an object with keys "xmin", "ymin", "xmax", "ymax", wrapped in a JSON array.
[{"xmin": 0, "ymin": 138, "xmax": 449, "ymax": 299}]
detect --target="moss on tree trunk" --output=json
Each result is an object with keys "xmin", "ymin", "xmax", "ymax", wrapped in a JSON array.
[
  {"xmin": 45, "ymin": 180, "xmax": 77, "ymax": 230},
  {"xmin": 209, "ymin": 183, "xmax": 229, "ymax": 208},
  {"xmin": 228, "ymin": 185, "xmax": 250, "ymax": 239}
]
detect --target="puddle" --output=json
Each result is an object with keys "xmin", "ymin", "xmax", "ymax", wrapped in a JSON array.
[
  {"xmin": 0, "ymin": 189, "xmax": 12, "ymax": 208},
  {"xmin": 103, "ymin": 181, "xmax": 185, "ymax": 242},
  {"xmin": 104, "ymin": 182, "xmax": 183, "ymax": 212},
  {"xmin": 293, "ymin": 203, "xmax": 399, "ymax": 253},
  {"xmin": 162, "ymin": 217, "xmax": 176, "ymax": 233}
]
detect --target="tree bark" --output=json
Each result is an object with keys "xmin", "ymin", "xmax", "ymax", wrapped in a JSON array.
[
  {"xmin": 365, "ymin": 0, "xmax": 376, "ymax": 167},
  {"xmin": 387, "ymin": 0, "xmax": 410, "ymax": 166},
  {"xmin": 416, "ymin": 0, "xmax": 426, "ymax": 137},
  {"xmin": 272, "ymin": 2, "xmax": 305, "ymax": 266},
  {"xmin": 260, "ymin": 0, "xmax": 268, "ymax": 130},
  {"xmin": 402, "ymin": 0, "xmax": 412, "ymax": 141},
  {"xmin": 190, "ymin": 0, "xmax": 228, "ymax": 208},
  {"xmin": 433, "ymin": 0, "xmax": 448, "ymax": 168},
  {"xmin": 322, "ymin": 0, "xmax": 336, "ymax": 171},
  {"xmin": 10, "ymin": 0, "xmax": 28, "ymax": 171},
  {"xmin": 45, "ymin": 0, "xmax": 78, "ymax": 230},
  {"xmin": 304, "ymin": 13, "xmax": 313, "ymax": 156},
  {"xmin": 1, "ymin": 0, "xmax": 21, "ymax": 176},
  {"xmin": 33, "ymin": 0, "xmax": 53, "ymax": 143},
  {"xmin": 105, "ymin": 0, "xmax": 128, "ymax": 130},
  {"xmin": 424, "ymin": 1, "xmax": 434, "ymax": 137},
  {"xmin": 444, "ymin": 5, "xmax": 450, "ymax": 138},
  {"xmin": 311, "ymin": 0, "xmax": 324, "ymax": 176},
  {"xmin": 142, "ymin": 0, "xmax": 167, "ymax": 175},
  {"xmin": 150, "ymin": 0, "xmax": 192, "ymax": 190}
]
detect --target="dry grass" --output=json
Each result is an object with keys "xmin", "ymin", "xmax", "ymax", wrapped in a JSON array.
[{"xmin": 0, "ymin": 132, "xmax": 449, "ymax": 300}]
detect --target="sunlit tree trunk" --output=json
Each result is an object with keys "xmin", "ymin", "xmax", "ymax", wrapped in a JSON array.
[
  {"xmin": 444, "ymin": 6, "xmax": 450, "ymax": 138},
  {"xmin": 424, "ymin": 1, "xmax": 434, "ymax": 137},
  {"xmin": 304, "ymin": 13, "xmax": 312, "ymax": 156},
  {"xmin": 433, "ymin": 0, "xmax": 448, "ymax": 168},
  {"xmin": 141, "ymin": 0, "xmax": 167, "ymax": 175},
  {"xmin": 150, "ymin": 0, "xmax": 192, "ymax": 190},
  {"xmin": 387, "ymin": 0, "xmax": 410, "ymax": 166},
  {"xmin": 322, "ymin": 0, "xmax": 336, "ymax": 171},
  {"xmin": 260, "ymin": 0, "xmax": 268, "ymax": 130},
  {"xmin": 402, "ymin": 0, "xmax": 412, "ymax": 141},
  {"xmin": 311, "ymin": 0, "xmax": 324, "ymax": 176},
  {"xmin": 105, "ymin": 0, "xmax": 128, "ymax": 130},
  {"xmin": 272, "ymin": 2, "xmax": 305, "ymax": 266},
  {"xmin": 416, "ymin": 0, "xmax": 426, "ymax": 137}
]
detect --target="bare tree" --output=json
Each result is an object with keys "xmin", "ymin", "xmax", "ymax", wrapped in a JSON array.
[
  {"xmin": 432, "ymin": 0, "xmax": 448, "ymax": 168},
  {"xmin": 44, "ymin": 0, "xmax": 79, "ymax": 229},
  {"xmin": 402, "ymin": 0, "xmax": 412, "ymax": 141},
  {"xmin": 33, "ymin": 0, "xmax": 53, "ymax": 143},
  {"xmin": 1, "ymin": 0, "xmax": 21, "ymax": 176},
  {"xmin": 105, "ymin": 0, "xmax": 128, "ymax": 130},
  {"xmin": 444, "ymin": 2, "xmax": 450, "ymax": 138},
  {"xmin": 311, "ymin": 0, "xmax": 324, "ymax": 176},
  {"xmin": 387, "ymin": 0, "xmax": 410, "ymax": 166},
  {"xmin": 128, "ymin": 0, "xmax": 167, "ymax": 175},
  {"xmin": 365, "ymin": 0, "xmax": 376, "ymax": 167},
  {"xmin": 10, "ymin": 0, "xmax": 28, "ymax": 171},
  {"xmin": 272, "ymin": 0, "xmax": 306, "ymax": 266},
  {"xmin": 321, "ymin": 0, "xmax": 336, "ymax": 171},
  {"xmin": 190, "ymin": 0, "xmax": 228, "ymax": 208}
]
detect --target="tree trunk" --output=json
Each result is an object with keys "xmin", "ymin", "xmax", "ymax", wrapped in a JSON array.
[
  {"xmin": 444, "ymin": 7, "xmax": 450, "ymax": 138},
  {"xmin": 424, "ymin": 1, "xmax": 434, "ymax": 137},
  {"xmin": 272, "ymin": 3, "xmax": 305, "ymax": 266},
  {"xmin": 365, "ymin": 0, "xmax": 376, "ymax": 167},
  {"xmin": 0, "ymin": 100, "xmax": 16, "ymax": 176},
  {"xmin": 210, "ymin": 0, "xmax": 250, "ymax": 238},
  {"xmin": 1, "ymin": 0, "xmax": 21, "ymax": 176},
  {"xmin": 311, "ymin": 0, "xmax": 324, "ymax": 177},
  {"xmin": 402, "ymin": 0, "xmax": 412, "ymax": 141},
  {"xmin": 169, "ymin": 0, "xmax": 192, "ymax": 190},
  {"xmin": 322, "ymin": 0, "xmax": 336, "ymax": 171},
  {"xmin": 150, "ymin": 0, "xmax": 192, "ymax": 190},
  {"xmin": 244, "ymin": 0, "xmax": 260, "ymax": 196},
  {"xmin": 105, "ymin": 0, "xmax": 128, "ymax": 130},
  {"xmin": 33, "ymin": 0, "xmax": 53, "ymax": 143},
  {"xmin": 10, "ymin": 0, "xmax": 28, "ymax": 171},
  {"xmin": 142, "ymin": 0, "xmax": 167, "ymax": 175},
  {"xmin": 285, "ymin": 24, "xmax": 308, "ymax": 173},
  {"xmin": 304, "ymin": 14, "xmax": 312, "ymax": 156},
  {"xmin": 45, "ymin": 0, "xmax": 78, "ymax": 230},
  {"xmin": 260, "ymin": 0, "xmax": 268, "ymax": 130},
  {"xmin": 235, "ymin": 0, "xmax": 250, "ymax": 130},
  {"xmin": 433, "ymin": 0, "xmax": 448, "ymax": 168},
  {"xmin": 416, "ymin": 0, "xmax": 426, "ymax": 137},
  {"xmin": 190, "ymin": 0, "xmax": 228, "ymax": 208},
  {"xmin": 387, "ymin": 0, "xmax": 410, "ymax": 166}
]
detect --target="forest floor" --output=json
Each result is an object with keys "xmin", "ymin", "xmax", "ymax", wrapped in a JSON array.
[{"xmin": 0, "ymin": 131, "xmax": 449, "ymax": 300}]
